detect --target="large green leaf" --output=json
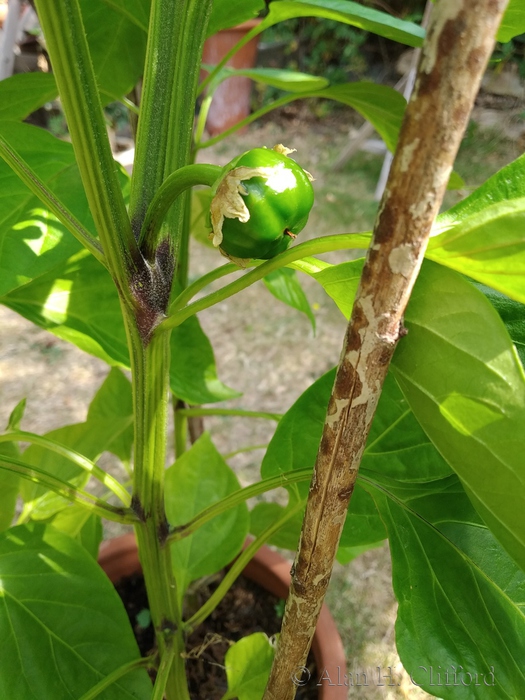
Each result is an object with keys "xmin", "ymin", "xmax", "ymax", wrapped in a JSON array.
[
  {"xmin": 207, "ymin": 0, "xmax": 265, "ymax": 36},
  {"xmin": 165, "ymin": 433, "xmax": 249, "ymax": 602},
  {"xmin": 0, "ymin": 73, "xmax": 58, "ymax": 121},
  {"xmin": 0, "ymin": 523, "xmax": 151, "ymax": 700},
  {"xmin": 314, "ymin": 83, "xmax": 405, "ymax": 152},
  {"xmin": 258, "ymin": 366, "xmax": 450, "ymax": 550},
  {"xmin": 1, "ymin": 250, "xmax": 129, "ymax": 365},
  {"xmin": 497, "ymin": 0, "xmax": 525, "ymax": 42},
  {"xmin": 479, "ymin": 285, "xmax": 525, "ymax": 368},
  {"xmin": 428, "ymin": 198, "xmax": 525, "ymax": 304},
  {"xmin": 79, "ymin": 0, "xmax": 148, "ymax": 100},
  {"xmin": 261, "ymin": 0, "xmax": 425, "ymax": 48},
  {"xmin": 392, "ymin": 262, "xmax": 525, "ymax": 572},
  {"xmin": 1, "ymin": 248, "xmax": 236, "ymax": 404},
  {"xmin": 223, "ymin": 633, "xmax": 275, "ymax": 700},
  {"xmin": 0, "ymin": 122, "xmax": 93, "ymax": 296},
  {"xmin": 20, "ymin": 368, "xmax": 133, "ymax": 516},
  {"xmin": 98, "ymin": 0, "xmax": 150, "ymax": 30},
  {"xmin": 367, "ymin": 481, "xmax": 525, "ymax": 699},
  {"xmin": 170, "ymin": 315, "xmax": 241, "ymax": 404}
]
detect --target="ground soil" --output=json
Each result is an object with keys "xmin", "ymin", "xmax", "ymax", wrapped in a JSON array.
[{"xmin": 115, "ymin": 570, "xmax": 318, "ymax": 700}]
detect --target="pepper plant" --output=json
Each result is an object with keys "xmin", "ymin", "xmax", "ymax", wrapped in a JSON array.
[{"xmin": 0, "ymin": 1, "xmax": 525, "ymax": 699}]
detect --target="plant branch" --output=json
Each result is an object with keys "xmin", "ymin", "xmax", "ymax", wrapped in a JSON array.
[
  {"xmin": 176, "ymin": 408, "xmax": 282, "ymax": 421},
  {"xmin": 139, "ymin": 164, "xmax": 221, "ymax": 252},
  {"xmin": 159, "ymin": 233, "xmax": 371, "ymax": 332},
  {"xmin": 263, "ymin": 1, "xmax": 510, "ymax": 697},
  {"xmin": 78, "ymin": 656, "xmax": 155, "ymax": 700},
  {"xmin": 167, "ymin": 468, "xmax": 312, "ymax": 545},
  {"xmin": 33, "ymin": 0, "xmax": 140, "ymax": 297},
  {"xmin": 0, "ymin": 134, "xmax": 105, "ymax": 264},
  {"xmin": 0, "ymin": 456, "xmax": 137, "ymax": 524},
  {"xmin": 184, "ymin": 500, "xmax": 305, "ymax": 632},
  {"xmin": 0, "ymin": 431, "xmax": 131, "ymax": 506}
]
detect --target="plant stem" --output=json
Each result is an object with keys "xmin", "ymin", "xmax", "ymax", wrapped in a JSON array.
[
  {"xmin": 167, "ymin": 469, "xmax": 312, "ymax": 544},
  {"xmin": 169, "ymin": 262, "xmax": 239, "ymax": 312},
  {"xmin": 139, "ymin": 164, "xmax": 221, "ymax": 252},
  {"xmin": 177, "ymin": 408, "xmax": 282, "ymax": 421},
  {"xmin": 126, "ymin": 320, "xmax": 187, "ymax": 699},
  {"xmin": 160, "ymin": 233, "xmax": 371, "ymax": 332},
  {"xmin": 0, "ymin": 432, "xmax": 130, "ymax": 505},
  {"xmin": 0, "ymin": 135, "xmax": 105, "ymax": 264},
  {"xmin": 263, "ymin": 1, "xmax": 509, "ymax": 697},
  {"xmin": 33, "ymin": 0, "xmax": 140, "ymax": 297},
  {"xmin": 0, "ymin": 456, "xmax": 136, "ymax": 524},
  {"xmin": 184, "ymin": 500, "xmax": 305, "ymax": 632},
  {"xmin": 197, "ymin": 23, "xmax": 264, "ymax": 97}
]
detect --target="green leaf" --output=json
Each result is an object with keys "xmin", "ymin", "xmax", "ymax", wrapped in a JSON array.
[
  {"xmin": 368, "ymin": 482, "xmax": 525, "ymax": 699},
  {"xmin": 314, "ymin": 82, "xmax": 405, "ymax": 153},
  {"xmin": 218, "ymin": 66, "xmax": 329, "ymax": 92},
  {"xmin": 20, "ymin": 368, "xmax": 133, "ymax": 516},
  {"xmin": 165, "ymin": 433, "xmax": 249, "ymax": 602},
  {"xmin": 170, "ymin": 315, "xmax": 241, "ymax": 404},
  {"xmin": 0, "ymin": 122, "xmax": 94, "ymax": 296},
  {"xmin": 2, "ymin": 249, "xmax": 237, "ymax": 404},
  {"xmin": 263, "ymin": 268, "xmax": 316, "ymax": 330},
  {"xmin": 79, "ymin": 0, "xmax": 148, "ymax": 100},
  {"xmin": 207, "ymin": 0, "xmax": 265, "ymax": 36},
  {"xmin": 306, "ymin": 258, "xmax": 364, "ymax": 319},
  {"xmin": 50, "ymin": 507, "xmax": 103, "ymax": 559},
  {"xmin": 1, "ymin": 250, "xmax": 129, "ymax": 366},
  {"xmin": 223, "ymin": 633, "xmax": 275, "ymax": 700},
  {"xmin": 392, "ymin": 262, "xmax": 525, "ymax": 572},
  {"xmin": 479, "ymin": 285, "xmax": 525, "ymax": 368},
  {"xmin": 86, "ymin": 368, "xmax": 134, "ymax": 463},
  {"xmin": 428, "ymin": 198, "xmax": 525, "ymax": 304},
  {"xmin": 0, "ymin": 523, "xmax": 151, "ymax": 700},
  {"xmin": 97, "ymin": 0, "xmax": 150, "ymax": 30},
  {"xmin": 0, "ymin": 73, "xmax": 58, "ymax": 121},
  {"xmin": 497, "ymin": 0, "xmax": 525, "ymax": 42},
  {"xmin": 439, "ymin": 152, "xmax": 525, "ymax": 225},
  {"xmin": 262, "ymin": 0, "xmax": 425, "ymax": 48},
  {"xmin": 249, "ymin": 502, "xmax": 305, "ymax": 551},
  {"xmin": 190, "ymin": 188, "xmax": 215, "ymax": 248}
]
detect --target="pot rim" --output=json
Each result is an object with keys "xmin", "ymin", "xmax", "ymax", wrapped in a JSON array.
[{"xmin": 99, "ymin": 534, "xmax": 348, "ymax": 699}]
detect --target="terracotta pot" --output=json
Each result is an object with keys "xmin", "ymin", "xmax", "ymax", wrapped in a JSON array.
[
  {"xmin": 99, "ymin": 534, "xmax": 347, "ymax": 699},
  {"xmin": 201, "ymin": 19, "xmax": 261, "ymax": 136}
]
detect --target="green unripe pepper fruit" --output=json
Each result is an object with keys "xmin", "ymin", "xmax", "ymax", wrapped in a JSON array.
[{"xmin": 209, "ymin": 145, "xmax": 314, "ymax": 261}]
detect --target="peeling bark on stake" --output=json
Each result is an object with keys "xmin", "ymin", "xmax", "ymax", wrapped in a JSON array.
[{"xmin": 263, "ymin": 1, "xmax": 509, "ymax": 698}]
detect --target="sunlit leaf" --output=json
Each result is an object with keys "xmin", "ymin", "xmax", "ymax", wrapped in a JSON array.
[{"xmin": 0, "ymin": 523, "xmax": 151, "ymax": 699}]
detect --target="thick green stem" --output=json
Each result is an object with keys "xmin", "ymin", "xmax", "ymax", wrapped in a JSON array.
[
  {"xmin": 126, "ymin": 321, "xmax": 187, "ymax": 700},
  {"xmin": 33, "ymin": 0, "xmax": 140, "ymax": 297}
]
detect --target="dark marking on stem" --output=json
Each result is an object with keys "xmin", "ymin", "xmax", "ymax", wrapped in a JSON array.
[
  {"xmin": 131, "ymin": 494, "xmax": 146, "ymax": 522},
  {"xmin": 159, "ymin": 618, "xmax": 178, "ymax": 636},
  {"xmin": 158, "ymin": 516, "xmax": 170, "ymax": 546},
  {"xmin": 130, "ymin": 238, "xmax": 175, "ymax": 343}
]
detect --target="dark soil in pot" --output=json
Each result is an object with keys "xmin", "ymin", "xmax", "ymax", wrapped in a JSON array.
[{"xmin": 115, "ymin": 570, "xmax": 318, "ymax": 700}]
